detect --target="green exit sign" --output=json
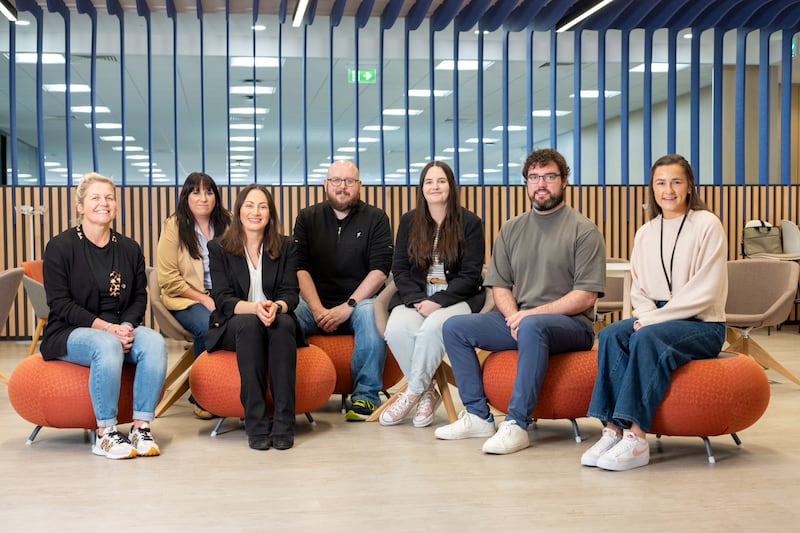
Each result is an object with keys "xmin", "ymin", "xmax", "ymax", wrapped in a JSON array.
[{"xmin": 348, "ymin": 68, "xmax": 377, "ymax": 84}]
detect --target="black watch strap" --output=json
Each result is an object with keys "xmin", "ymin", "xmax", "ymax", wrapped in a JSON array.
[{"xmin": 347, "ymin": 298, "xmax": 357, "ymax": 308}]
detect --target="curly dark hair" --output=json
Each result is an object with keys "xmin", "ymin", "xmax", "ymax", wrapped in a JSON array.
[{"xmin": 521, "ymin": 148, "xmax": 570, "ymax": 183}]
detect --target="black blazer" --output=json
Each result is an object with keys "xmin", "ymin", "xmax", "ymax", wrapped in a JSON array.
[
  {"xmin": 389, "ymin": 207, "xmax": 485, "ymax": 313},
  {"xmin": 40, "ymin": 226, "xmax": 148, "ymax": 360},
  {"xmin": 205, "ymin": 236, "xmax": 306, "ymax": 351}
]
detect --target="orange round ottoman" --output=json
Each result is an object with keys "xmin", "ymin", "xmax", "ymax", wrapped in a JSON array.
[
  {"xmin": 8, "ymin": 354, "xmax": 136, "ymax": 444},
  {"xmin": 649, "ymin": 352, "xmax": 770, "ymax": 463},
  {"xmin": 482, "ymin": 349, "xmax": 598, "ymax": 442},
  {"xmin": 189, "ymin": 344, "xmax": 337, "ymax": 435},
  {"xmin": 306, "ymin": 334, "xmax": 403, "ymax": 399}
]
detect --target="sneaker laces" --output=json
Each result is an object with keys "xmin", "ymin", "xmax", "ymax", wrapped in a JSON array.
[
  {"xmin": 417, "ymin": 389, "xmax": 438, "ymax": 413},
  {"xmin": 496, "ymin": 419, "xmax": 519, "ymax": 436},
  {"xmin": 586, "ymin": 428, "xmax": 621, "ymax": 454},
  {"xmin": 604, "ymin": 432, "xmax": 644, "ymax": 459},
  {"xmin": 101, "ymin": 427, "xmax": 130, "ymax": 445},
  {"xmin": 385, "ymin": 392, "xmax": 417, "ymax": 417},
  {"xmin": 352, "ymin": 399, "xmax": 376, "ymax": 411},
  {"xmin": 132, "ymin": 425, "xmax": 154, "ymax": 442}
]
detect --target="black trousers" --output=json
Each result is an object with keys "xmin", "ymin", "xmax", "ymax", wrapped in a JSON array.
[{"xmin": 218, "ymin": 313, "xmax": 297, "ymax": 438}]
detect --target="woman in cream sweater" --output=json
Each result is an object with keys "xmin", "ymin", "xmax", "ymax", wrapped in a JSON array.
[{"xmin": 582, "ymin": 154, "xmax": 728, "ymax": 471}]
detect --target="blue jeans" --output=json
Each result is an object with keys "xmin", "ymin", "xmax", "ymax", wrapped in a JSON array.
[
  {"xmin": 443, "ymin": 311, "xmax": 595, "ymax": 428},
  {"xmin": 295, "ymin": 297, "xmax": 386, "ymax": 405},
  {"xmin": 172, "ymin": 303, "xmax": 211, "ymax": 356},
  {"xmin": 61, "ymin": 326, "xmax": 168, "ymax": 428},
  {"xmin": 587, "ymin": 318, "xmax": 726, "ymax": 433}
]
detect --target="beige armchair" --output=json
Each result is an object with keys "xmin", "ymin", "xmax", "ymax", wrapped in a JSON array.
[
  {"xmin": 367, "ymin": 274, "xmax": 494, "ymax": 423},
  {"xmin": 0, "ymin": 267, "xmax": 24, "ymax": 384},
  {"xmin": 146, "ymin": 267, "xmax": 196, "ymax": 416},
  {"xmin": 725, "ymin": 259, "xmax": 800, "ymax": 385},
  {"xmin": 595, "ymin": 257, "xmax": 628, "ymax": 333}
]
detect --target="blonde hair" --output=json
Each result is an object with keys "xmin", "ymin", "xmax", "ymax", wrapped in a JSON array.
[{"xmin": 75, "ymin": 172, "xmax": 116, "ymax": 225}]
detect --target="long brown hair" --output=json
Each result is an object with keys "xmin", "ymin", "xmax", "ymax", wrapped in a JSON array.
[
  {"xmin": 647, "ymin": 154, "xmax": 710, "ymax": 219},
  {"xmin": 219, "ymin": 184, "xmax": 283, "ymax": 259},
  {"xmin": 407, "ymin": 161, "xmax": 463, "ymax": 272}
]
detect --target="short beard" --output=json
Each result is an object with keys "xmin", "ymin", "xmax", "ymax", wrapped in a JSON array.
[
  {"xmin": 531, "ymin": 189, "xmax": 564, "ymax": 211},
  {"xmin": 327, "ymin": 192, "xmax": 359, "ymax": 212}
]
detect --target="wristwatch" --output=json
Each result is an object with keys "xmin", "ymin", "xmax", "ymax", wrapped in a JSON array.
[{"xmin": 347, "ymin": 298, "xmax": 357, "ymax": 308}]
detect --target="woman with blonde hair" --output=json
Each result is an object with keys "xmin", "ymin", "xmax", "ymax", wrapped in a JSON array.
[{"xmin": 41, "ymin": 172, "xmax": 167, "ymax": 459}]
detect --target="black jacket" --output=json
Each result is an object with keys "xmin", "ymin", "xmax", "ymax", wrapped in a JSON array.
[
  {"xmin": 293, "ymin": 200, "xmax": 393, "ymax": 308},
  {"xmin": 205, "ymin": 236, "xmax": 306, "ymax": 351},
  {"xmin": 40, "ymin": 226, "xmax": 148, "ymax": 360},
  {"xmin": 389, "ymin": 207, "xmax": 485, "ymax": 313}
]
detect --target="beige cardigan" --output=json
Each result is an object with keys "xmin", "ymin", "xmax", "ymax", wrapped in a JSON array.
[{"xmin": 157, "ymin": 216, "xmax": 209, "ymax": 311}]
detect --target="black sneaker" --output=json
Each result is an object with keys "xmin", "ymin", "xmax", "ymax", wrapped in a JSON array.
[{"xmin": 345, "ymin": 399, "xmax": 376, "ymax": 421}]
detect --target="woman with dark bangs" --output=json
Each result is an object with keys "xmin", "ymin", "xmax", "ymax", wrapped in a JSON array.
[{"xmin": 157, "ymin": 172, "xmax": 231, "ymax": 419}]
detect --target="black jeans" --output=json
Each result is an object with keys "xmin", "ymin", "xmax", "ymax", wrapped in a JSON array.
[{"xmin": 218, "ymin": 313, "xmax": 297, "ymax": 438}]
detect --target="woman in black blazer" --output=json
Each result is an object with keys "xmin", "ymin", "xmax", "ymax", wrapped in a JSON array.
[
  {"xmin": 206, "ymin": 184, "xmax": 301, "ymax": 451},
  {"xmin": 380, "ymin": 161, "xmax": 485, "ymax": 428},
  {"xmin": 41, "ymin": 172, "xmax": 167, "ymax": 460}
]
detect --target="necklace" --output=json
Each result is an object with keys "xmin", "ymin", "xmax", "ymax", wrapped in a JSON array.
[{"xmin": 659, "ymin": 212, "xmax": 688, "ymax": 297}]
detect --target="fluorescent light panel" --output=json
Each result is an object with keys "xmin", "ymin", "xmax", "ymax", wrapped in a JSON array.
[
  {"xmin": 1, "ymin": 0, "xmax": 17, "ymax": 22},
  {"xmin": 44, "ymin": 84, "xmax": 91, "ymax": 93},
  {"xmin": 72, "ymin": 106, "xmax": 110, "ymax": 113},
  {"xmin": 6, "ymin": 52, "xmax": 65, "ymax": 64},
  {"xmin": 570, "ymin": 90, "xmax": 621, "ymax": 98},
  {"xmin": 557, "ymin": 0, "xmax": 616, "ymax": 33},
  {"xmin": 230, "ymin": 57, "xmax": 280, "ymax": 68},
  {"xmin": 293, "ymin": 0, "xmax": 310, "ymax": 28},
  {"xmin": 435, "ymin": 60, "xmax": 494, "ymax": 71},
  {"xmin": 408, "ymin": 89, "xmax": 453, "ymax": 98},
  {"xmin": 230, "ymin": 86, "xmax": 276, "ymax": 95},
  {"xmin": 630, "ymin": 63, "xmax": 690, "ymax": 73}
]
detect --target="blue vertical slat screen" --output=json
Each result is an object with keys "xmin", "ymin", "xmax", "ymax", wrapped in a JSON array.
[{"xmin": 4, "ymin": 3, "xmax": 800, "ymax": 217}]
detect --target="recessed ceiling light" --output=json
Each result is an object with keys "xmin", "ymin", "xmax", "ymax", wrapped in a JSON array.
[
  {"xmin": 230, "ymin": 86, "xmax": 276, "ymax": 95},
  {"xmin": 44, "ymin": 161, "xmax": 60, "ymax": 167},
  {"xmin": 230, "ymin": 136, "xmax": 256, "ymax": 142},
  {"xmin": 410, "ymin": 162, "xmax": 427, "ymax": 167},
  {"xmin": 332, "ymin": 155, "xmax": 353, "ymax": 160},
  {"xmin": 465, "ymin": 138, "xmax": 499, "ymax": 144},
  {"xmin": 112, "ymin": 146, "xmax": 144, "ymax": 152},
  {"xmin": 14, "ymin": 20, "xmax": 31, "ymax": 26},
  {"xmin": 363, "ymin": 125, "xmax": 400, "ymax": 131},
  {"xmin": 126, "ymin": 155, "xmax": 150, "ymax": 160},
  {"xmin": 251, "ymin": 24, "xmax": 266, "ymax": 31},
  {"xmin": 443, "ymin": 147, "xmax": 474, "ymax": 153},
  {"xmin": 100, "ymin": 135, "xmax": 135, "ymax": 142},
  {"xmin": 72, "ymin": 106, "xmax": 110, "ymax": 113},
  {"xmin": 230, "ymin": 146, "xmax": 255, "ymax": 152},
  {"xmin": 7, "ymin": 52, "xmax": 65, "ymax": 64},
  {"xmin": 131, "ymin": 162, "xmax": 153, "ymax": 167},
  {"xmin": 630, "ymin": 63, "xmax": 689, "ymax": 73},
  {"xmin": 408, "ymin": 89, "xmax": 453, "ymax": 97},
  {"xmin": 383, "ymin": 109, "xmax": 423, "ymax": 116},
  {"xmin": 532, "ymin": 110, "xmax": 571, "ymax": 117},
  {"xmin": 85, "ymin": 122, "xmax": 122, "ymax": 129},
  {"xmin": 230, "ymin": 107, "xmax": 268, "ymax": 115},
  {"xmin": 229, "ymin": 124, "xmax": 264, "ymax": 130},
  {"xmin": 435, "ymin": 60, "xmax": 494, "ymax": 71},
  {"xmin": 337, "ymin": 147, "xmax": 367, "ymax": 153},
  {"xmin": 44, "ymin": 84, "xmax": 91, "ymax": 93},
  {"xmin": 570, "ymin": 90, "xmax": 621, "ymax": 98},
  {"xmin": 492, "ymin": 125, "xmax": 527, "ymax": 132},
  {"xmin": 348, "ymin": 137, "xmax": 378, "ymax": 143}
]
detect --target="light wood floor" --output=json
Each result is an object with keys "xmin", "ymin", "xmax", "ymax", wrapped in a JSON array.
[{"xmin": 1, "ymin": 326, "xmax": 799, "ymax": 532}]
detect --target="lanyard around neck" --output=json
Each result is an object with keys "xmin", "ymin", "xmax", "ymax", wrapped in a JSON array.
[{"xmin": 659, "ymin": 212, "xmax": 688, "ymax": 297}]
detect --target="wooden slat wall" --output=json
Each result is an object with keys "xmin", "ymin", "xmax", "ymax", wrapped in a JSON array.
[{"xmin": 2, "ymin": 184, "xmax": 798, "ymax": 337}]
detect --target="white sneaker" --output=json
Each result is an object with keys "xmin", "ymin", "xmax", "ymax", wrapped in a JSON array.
[
  {"xmin": 129, "ymin": 424, "xmax": 161, "ymax": 457},
  {"xmin": 434, "ymin": 410, "xmax": 496, "ymax": 440},
  {"xmin": 596, "ymin": 430, "xmax": 650, "ymax": 471},
  {"xmin": 481, "ymin": 419, "xmax": 530, "ymax": 454},
  {"xmin": 412, "ymin": 388, "xmax": 442, "ymax": 428},
  {"xmin": 379, "ymin": 390, "xmax": 420, "ymax": 426},
  {"xmin": 92, "ymin": 426, "xmax": 137, "ymax": 460},
  {"xmin": 581, "ymin": 427, "xmax": 622, "ymax": 467}
]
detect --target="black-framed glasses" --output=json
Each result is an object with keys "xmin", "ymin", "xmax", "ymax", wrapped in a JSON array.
[
  {"xmin": 327, "ymin": 177, "xmax": 359, "ymax": 186},
  {"xmin": 524, "ymin": 173, "xmax": 561, "ymax": 184}
]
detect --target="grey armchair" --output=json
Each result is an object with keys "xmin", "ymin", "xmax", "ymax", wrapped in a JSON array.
[
  {"xmin": 0, "ymin": 267, "xmax": 24, "ymax": 384},
  {"xmin": 21, "ymin": 276, "xmax": 49, "ymax": 356},
  {"xmin": 146, "ymin": 266, "xmax": 196, "ymax": 416},
  {"xmin": 595, "ymin": 257, "xmax": 628, "ymax": 333},
  {"xmin": 725, "ymin": 259, "xmax": 800, "ymax": 385}
]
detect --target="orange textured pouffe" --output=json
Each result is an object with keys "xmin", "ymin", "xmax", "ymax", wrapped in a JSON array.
[
  {"xmin": 189, "ymin": 344, "xmax": 337, "ymax": 419},
  {"xmin": 8, "ymin": 354, "xmax": 135, "ymax": 432},
  {"xmin": 306, "ymin": 334, "xmax": 403, "ymax": 394},
  {"xmin": 483, "ymin": 349, "xmax": 598, "ymax": 441},
  {"xmin": 649, "ymin": 353, "xmax": 770, "ymax": 438}
]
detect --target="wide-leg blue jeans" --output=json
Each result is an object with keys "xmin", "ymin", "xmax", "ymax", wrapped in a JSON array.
[
  {"xmin": 443, "ymin": 311, "xmax": 595, "ymax": 428},
  {"xmin": 587, "ymin": 318, "xmax": 726, "ymax": 432}
]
